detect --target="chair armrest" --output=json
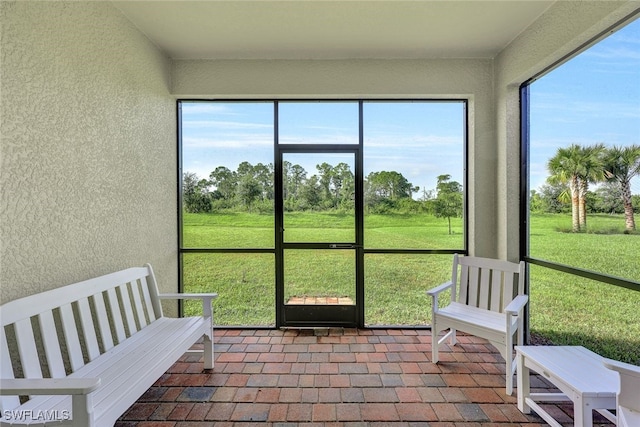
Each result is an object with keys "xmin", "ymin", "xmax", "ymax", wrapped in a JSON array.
[
  {"xmin": 604, "ymin": 358, "xmax": 640, "ymax": 377},
  {"xmin": 426, "ymin": 281, "xmax": 453, "ymax": 297},
  {"xmin": 159, "ymin": 293, "xmax": 218, "ymax": 300},
  {"xmin": 504, "ymin": 295, "xmax": 528, "ymax": 315},
  {"xmin": 0, "ymin": 378, "xmax": 101, "ymax": 395}
]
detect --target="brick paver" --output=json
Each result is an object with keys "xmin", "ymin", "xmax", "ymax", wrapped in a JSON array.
[{"xmin": 116, "ymin": 328, "xmax": 616, "ymax": 426}]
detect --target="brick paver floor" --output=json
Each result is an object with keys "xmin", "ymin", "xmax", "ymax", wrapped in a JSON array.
[{"xmin": 115, "ymin": 328, "xmax": 616, "ymax": 426}]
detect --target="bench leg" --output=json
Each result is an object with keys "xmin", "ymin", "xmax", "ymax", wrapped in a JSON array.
[{"xmin": 72, "ymin": 394, "xmax": 93, "ymax": 427}]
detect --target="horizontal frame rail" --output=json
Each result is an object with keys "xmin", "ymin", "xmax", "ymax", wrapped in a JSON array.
[
  {"xmin": 526, "ymin": 256, "xmax": 640, "ymax": 292},
  {"xmin": 180, "ymin": 248, "xmax": 466, "ymax": 255}
]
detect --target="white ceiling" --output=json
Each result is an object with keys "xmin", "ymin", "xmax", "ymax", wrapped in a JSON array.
[{"xmin": 112, "ymin": 1, "xmax": 556, "ymax": 60}]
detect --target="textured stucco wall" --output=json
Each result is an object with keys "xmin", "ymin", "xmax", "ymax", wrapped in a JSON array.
[
  {"xmin": 493, "ymin": 1, "xmax": 639, "ymax": 262},
  {"xmin": 0, "ymin": 2, "xmax": 177, "ymax": 305},
  {"xmin": 173, "ymin": 58, "xmax": 497, "ymax": 258}
]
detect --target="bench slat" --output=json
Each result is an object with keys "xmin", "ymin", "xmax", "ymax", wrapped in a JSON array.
[
  {"xmin": 107, "ymin": 287, "xmax": 127, "ymax": 344},
  {"xmin": 146, "ymin": 265, "xmax": 165, "ymax": 318},
  {"xmin": 92, "ymin": 292, "xmax": 114, "ymax": 351},
  {"xmin": 59, "ymin": 303, "xmax": 84, "ymax": 372},
  {"xmin": 119, "ymin": 283, "xmax": 138, "ymax": 335},
  {"xmin": 78, "ymin": 297, "xmax": 101, "ymax": 361},
  {"xmin": 14, "ymin": 319, "xmax": 42, "ymax": 380},
  {"xmin": 38, "ymin": 311, "xmax": 66, "ymax": 378},
  {"xmin": 1, "ymin": 328, "xmax": 20, "ymax": 411},
  {"xmin": 130, "ymin": 279, "xmax": 148, "ymax": 328},
  {"xmin": 140, "ymin": 276, "xmax": 158, "ymax": 322}
]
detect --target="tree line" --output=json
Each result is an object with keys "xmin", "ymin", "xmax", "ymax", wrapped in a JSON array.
[
  {"xmin": 532, "ymin": 144, "xmax": 640, "ymax": 232},
  {"xmin": 183, "ymin": 162, "xmax": 463, "ymax": 233},
  {"xmin": 183, "ymin": 144, "xmax": 639, "ymax": 234}
]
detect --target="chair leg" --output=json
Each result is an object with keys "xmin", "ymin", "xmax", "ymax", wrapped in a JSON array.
[
  {"xmin": 431, "ymin": 320, "xmax": 439, "ymax": 363},
  {"xmin": 505, "ymin": 334, "xmax": 514, "ymax": 396},
  {"xmin": 204, "ymin": 333, "xmax": 214, "ymax": 370}
]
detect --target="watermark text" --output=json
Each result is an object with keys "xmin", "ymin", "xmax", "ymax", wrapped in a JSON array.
[{"xmin": 2, "ymin": 409, "xmax": 71, "ymax": 421}]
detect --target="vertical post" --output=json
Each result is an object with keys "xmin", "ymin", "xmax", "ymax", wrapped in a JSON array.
[
  {"xmin": 516, "ymin": 349, "xmax": 530, "ymax": 414},
  {"xmin": 72, "ymin": 394, "xmax": 93, "ymax": 427},
  {"xmin": 202, "ymin": 296, "xmax": 215, "ymax": 369},
  {"xmin": 519, "ymin": 83, "xmax": 531, "ymax": 344}
]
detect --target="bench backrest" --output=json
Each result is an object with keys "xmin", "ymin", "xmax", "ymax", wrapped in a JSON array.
[
  {"xmin": 451, "ymin": 254, "xmax": 525, "ymax": 312},
  {"xmin": 1, "ymin": 265, "xmax": 163, "ymax": 411}
]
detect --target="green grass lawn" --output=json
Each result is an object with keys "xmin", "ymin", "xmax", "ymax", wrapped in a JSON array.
[
  {"xmin": 529, "ymin": 213, "xmax": 640, "ymax": 364},
  {"xmin": 182, "ymin": 211, "xmax": 640, "ymax": 363}
]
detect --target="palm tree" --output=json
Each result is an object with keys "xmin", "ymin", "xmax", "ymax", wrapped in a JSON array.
[
  {"xmin": 602, "ymin": 145, "xmax": 640, "ymax": 232},
  {"xmin": 576, "ymin": 144, "xmax": 606, "ymax": 229},
  {"xmin": 548, "ymin": 145, "xmax": 585, "ymax": 232},
  {"xmin": 547, "ymin": 144, "xmax": 605, "ymax": 232}
]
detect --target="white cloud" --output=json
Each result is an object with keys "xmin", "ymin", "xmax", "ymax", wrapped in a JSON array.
[
  {"xmin": 585, "ymin": 46, "xmax": 640, "ymax": 61},
  {"xmin": 182, "ymin": 120, "xmax": 272, "ymax": 130},
  {"xmin": 183, "ymin": 135, "xmax": 273, "ymax": 148},
  {"xmin": 181, "ymin": 103, "xmax": 236, "ymax": 115}
]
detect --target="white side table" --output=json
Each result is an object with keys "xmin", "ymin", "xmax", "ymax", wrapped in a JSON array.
[{"xmin": 515, "ymin": 345, "xmax": 618, "ymax": 427}]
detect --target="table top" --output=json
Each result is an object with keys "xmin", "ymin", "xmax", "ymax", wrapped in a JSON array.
[{"xmin": 515, "ymin": 346, "xmax": 618, "ymax": 395}]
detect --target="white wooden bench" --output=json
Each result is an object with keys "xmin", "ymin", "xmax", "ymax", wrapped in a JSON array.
[
  {"xmin": 604, "ymin": 358, "xmax": 640, "ymax": 427},
  {"xmin": 0, "ymin": 264, "xmax": 217, "ymax": 426},
  {"xmin": 427, "ymin": 254, "xmax": 527, "ymax": 395}
]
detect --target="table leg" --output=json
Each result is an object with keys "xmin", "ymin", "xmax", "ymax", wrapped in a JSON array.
[
  {"xmin": 517, "ymin": 351, "xmax": 530, "ymax": 414},
  {"xmin": 575, "ymin": 398, "xmax": 592, "ymax": 427}
]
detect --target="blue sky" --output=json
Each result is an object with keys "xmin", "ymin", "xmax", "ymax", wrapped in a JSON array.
[
  {"xmin": 530, "ymin": 17, "xmax": 640, "ymax": 192},
  {"xmin": 182, "ymin": 17, "xmax": 639, "ymax": 196},
  {"xmin": 181, "ymin": 101, "xmax": 464, "ymax": 198}
]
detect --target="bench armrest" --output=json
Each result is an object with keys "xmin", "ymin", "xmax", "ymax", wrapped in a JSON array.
[
  {"xmin": 426, "ymin": 281, "xmax": 453, "ymax": 297},
  {"xmin": 159, "ymin": 293, "xmax": 218, "ymax": 300},
  {"xmin": 504, "ymin": 295, "xmax": 528, "ymax": 315},
  {"xmin": 159, "ymin": 293, "xmax": 218, "ymax": 323},
  {"xmin": 0, "ymin": 378, "xmax": 101, "ymax": 395}
]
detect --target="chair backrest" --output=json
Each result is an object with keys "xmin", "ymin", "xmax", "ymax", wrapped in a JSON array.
[
  {"xmin": 451, "ymin": 253, "xmax": 525, "ymax": 313},
  {"xmin": 604, "ymin": 359, "xmax": 640, "ymax": 415}
]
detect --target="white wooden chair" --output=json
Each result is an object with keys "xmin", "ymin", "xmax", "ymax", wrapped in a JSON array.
[
  {"xmin": 427, "ymin": 254, "xmax": 527, "ymax": 395},
  {"xmin": 604, "ymin": 358, "xmax": 640, "ymax": 427}
]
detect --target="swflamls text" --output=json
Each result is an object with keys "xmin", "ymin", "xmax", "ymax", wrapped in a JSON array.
[{"xmin": 2, "ymin": 409, "xmax": 71, "ymax": 421}]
